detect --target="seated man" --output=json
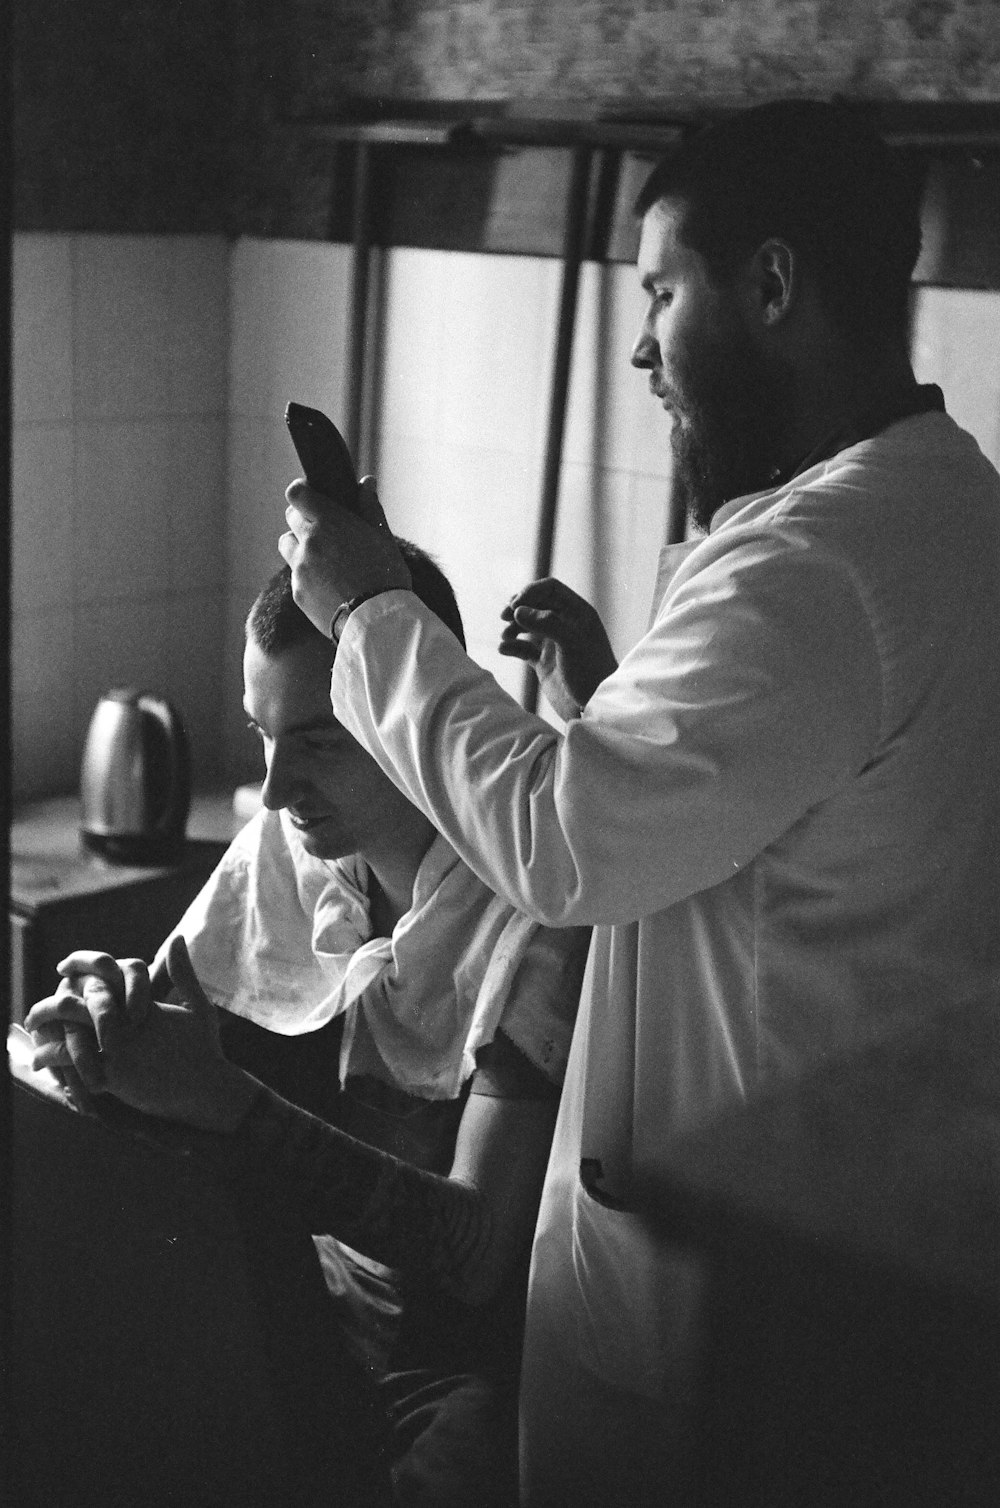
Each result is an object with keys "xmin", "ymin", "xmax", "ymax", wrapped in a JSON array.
[{"xmin": 29, "ymin": 544, "xmax": 590, "ymax": 1508}]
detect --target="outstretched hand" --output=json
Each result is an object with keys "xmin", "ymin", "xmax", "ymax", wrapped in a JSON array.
[
  {"xmin": 278, "ymin": 475, "xmax": 411, "ymax": 638},
  {"xmin": 499, "ymin": 578, "xmax": 618, "ymax": 722},
  {"xmin": 25, "ymin": 937, "xmax": 257, "ymax": 1133}
]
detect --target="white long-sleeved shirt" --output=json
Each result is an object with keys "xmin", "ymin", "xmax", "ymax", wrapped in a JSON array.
[
  {"xmin": 330, "ymin": 410, "xmax": 1000, "ymax": 1477},
  {"xmin": 158, "ymin": 811, "xmax": 585, "ymax": 1099}
]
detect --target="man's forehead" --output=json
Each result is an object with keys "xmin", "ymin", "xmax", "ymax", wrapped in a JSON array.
[
  {"xmin": 243, "ymin": 636, "xmax": 341, "ymax": 729},
  {"xmin": 637, "ymin": 197, "xmax": 694, "ymax": 278},
  {"xmin": 245, "ymin": 631, "xmax": 333, "ymax": 680}
]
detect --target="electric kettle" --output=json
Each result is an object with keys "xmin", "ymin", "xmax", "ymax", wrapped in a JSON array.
[{"xmin": 80, "ymin": 688, "xmax": 191, "ymax": 863}]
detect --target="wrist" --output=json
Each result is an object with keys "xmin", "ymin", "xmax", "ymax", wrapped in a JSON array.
[
  {"xmin": 330, "ymin": 590, "xmax": 383, "ymax": 643},
  {"xmin": 187, "ymin": 1061, "xmax": 260, "ymax": 1134}
]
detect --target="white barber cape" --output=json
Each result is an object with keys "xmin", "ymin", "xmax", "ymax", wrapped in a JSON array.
[
  {"xmin": 159, "ymin": 808, "xmax": 580, "ymax": 1098},
  {"xmin": 329, "ymin": 411, "xmax": 1000, "ymax": 1500}
]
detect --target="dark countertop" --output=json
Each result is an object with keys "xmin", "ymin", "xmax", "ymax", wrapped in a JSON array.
[{"xmin": 10, "ymin": 790, "xmax": 240, "ymax": 911}]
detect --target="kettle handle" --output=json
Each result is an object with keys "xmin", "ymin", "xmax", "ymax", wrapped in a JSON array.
[{"xmin": 140, "ymin": 694, "xmax": 191, "ymax": 838}]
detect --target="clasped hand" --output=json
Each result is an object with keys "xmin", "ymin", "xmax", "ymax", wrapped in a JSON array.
[
  {"xmin": 499, "ymin": 577, "xmax": 618, "ymax": 722},
  {"xmin": 24, "ymin": 936, "xmax": 255, "ymax": 1134}
]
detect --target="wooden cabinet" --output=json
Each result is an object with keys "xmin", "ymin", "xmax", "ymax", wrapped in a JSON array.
[
  {"xmin": 11, "ymin": 1073, "xmax": 285, "ymax": 1507},
  {"xmin": 9, "ymin": 793, "xmax": 237, "ymax": 1022}
]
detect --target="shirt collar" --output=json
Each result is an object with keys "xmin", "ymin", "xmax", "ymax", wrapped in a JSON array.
[{"xmin": 709, "ymin": 386, "xmax": 947, "ymax": 534}]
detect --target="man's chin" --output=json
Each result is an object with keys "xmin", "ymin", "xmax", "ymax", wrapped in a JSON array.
[
  {"xmin": 291, "ymin": 817, "xmax": 345, "ymax": 859},
  {"xmin": 672, "ymin": 455, "xmax": 723, "ymax": 534},
  {"xmin": 674, "ymin": 442, "xmax": 764, "ymax": 533}
]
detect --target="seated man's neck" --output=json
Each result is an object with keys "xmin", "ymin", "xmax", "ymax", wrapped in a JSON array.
[{"xmin": 365, "ymin": 818, "xmax": 437, "ymax": 937}]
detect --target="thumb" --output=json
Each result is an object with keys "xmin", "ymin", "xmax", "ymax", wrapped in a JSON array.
[
  {"xmin": 149, "ymin": 942, "xmax": 171, "ymax": 1000},
  {"xmin": 356, "ymin": 475, "xmax": 391, "ymax": 533},
  {"xmin": 165, "ymin": 935, "xmax": 213, "ymax": 1023}
]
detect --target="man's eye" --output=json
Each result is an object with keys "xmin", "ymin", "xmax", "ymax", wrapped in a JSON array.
[{"xmin": 301, "ymin": 733, "xmax": 339, "ymax": 753}]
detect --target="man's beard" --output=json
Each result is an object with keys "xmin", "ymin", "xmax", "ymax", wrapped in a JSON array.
[{"xmin": 669, "ymin": 336, "xmax": 787, "ymax": 533}]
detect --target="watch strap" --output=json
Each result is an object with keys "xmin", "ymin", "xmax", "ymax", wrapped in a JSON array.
[{"xmin": 330, "ymin": 591, "xmax": 381, "ymax": 643}]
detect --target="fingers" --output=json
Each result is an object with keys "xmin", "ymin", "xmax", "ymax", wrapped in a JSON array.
[
  {"xmin": 56, "ymin": 949, "xmax": 122, "ymax": 979},
  {"xmin": 500, "ymin": 580, "xmax": 592, "ymax": 657},
  {"xmin": 26, "ymin": 1020, "xmax": 75, "ymax": 1075},
  {"xmin": 499, "ymin": 605, "xmax": 566, "ymax": 655},
  {"xmin": 30, "ymin": 1021, "xmax": 100, "ymax": 1114},
  {"xmin": 511, "ymin": 605, "xmax": 558, "ymax": 631},
  {"xmin": 56, "ymin": 1057, "xmax": 100, "ymax": 1115},
  {"xmin": 25, "ymin": 951, "xmax": 158, "ymax": 1112},
  {"xmin": 165, "ymin": 935, "xmax": 213, "ymax": 1023},
  {"xmin": 119, "ymin": 958, "xmax": 154, "ymax": 1026},
  {"xmin": 282, "ymin": 492, "xmax": 318, "ymax": 564},
  {"xmin": 149, "ymin": 949, "xmax": 171, "ymax": 1000},
  {"xmin": 25, "ymin": 992, "xmax": 94, "ymax": 1035},
  {"xmin": 55, "ymin": 951, "xmax": 149, "ymax": 1054},
  {"xmin": 27, "ymin": 997, "xmax": 106, "ymax": 1094},
  {"xmin": 505, "ymin": 578, "xmax": 583, "ymax": 615},
  {"xmin": 28, "ymin": 1033, "xmax": 73, "ymax": 1070},
  {"xmin": 61, "ymin": 1021, "xmax": 106, "ymax": 1094},
  {"xmin": 284, "ymin": 479, "xmax": 326, "ymax": 521},
  {"xmin": 283, "ymin": 503, "xmax": 309, "ymax": 536},
  {"xmin": 356, "ymin": 476, "xmax": 390, "ymax": 532},
  {"xmin": 285, "ymin": 476, "xmax": 388, "ymax": 533},
  {"xmin": 498, "ymin": 636, "xmax": 541, "ymax": 663},
  {"xmin": 498, "ymin": 615, "xmax": 544, "ymax": 658},
  {"xmin": 56, "ymin": 950, "xmax": 125, "ymax": 1006}
]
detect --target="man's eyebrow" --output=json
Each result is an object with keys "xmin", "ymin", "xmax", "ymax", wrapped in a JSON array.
[{"xmin": 289, "ymin": 715, "xmax": 340, "ymax": 736}]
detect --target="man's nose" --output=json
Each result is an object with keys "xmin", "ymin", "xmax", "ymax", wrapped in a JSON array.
[
  {"xmin": 260, "ymin": 741, "xmax": 296, "ymax": 811},
  {"xmin": 631, "ymin": 323, "xmax": 657, "ymax": 370}
]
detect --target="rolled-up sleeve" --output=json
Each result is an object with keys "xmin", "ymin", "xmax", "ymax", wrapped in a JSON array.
[{"xmin": 330, "ymin": 523, "xmax": 882, "ymax": 928}]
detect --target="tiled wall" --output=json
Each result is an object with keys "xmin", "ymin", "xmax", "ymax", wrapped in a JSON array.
[
  {"xmin": 912, "ymin": 287, "xmax": 1000, "ymax": 467},
  {"xmin": 373, "ymin": 248, "xmax": 671, "ymax": 692},
  {"xmin": 11, "ymin": 234, "xmax": 1000, "ymax": 803},
  {"xmin": 11, "ymin": 233, "xmax": 229, "ymax": 802},
  {"xmin": 222, "ymin": 238, "xmax": 355, "ymax": 778}
]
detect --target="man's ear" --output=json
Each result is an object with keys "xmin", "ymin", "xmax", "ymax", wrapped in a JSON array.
[{"xmin": 747, "ymin": 238, "xmax": 796, "ymax": 329}]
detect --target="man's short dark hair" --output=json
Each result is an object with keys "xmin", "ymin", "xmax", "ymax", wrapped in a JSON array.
[
  {"xmin": 247, "ymin": 538, "xmax": 466, "ymax": 656},
  {"xmin": 635, "ymin": 100, "xmax": 923, "ymax": 345}
]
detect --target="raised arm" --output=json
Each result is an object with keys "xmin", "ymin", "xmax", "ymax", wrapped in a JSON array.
[
  {"xmin": 281, "ymin": 482, "xmax": 882, "ymax": 930},
  {"xmin": 327, "ymin": 539, "xmax": 881, "ymax": 927}
]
